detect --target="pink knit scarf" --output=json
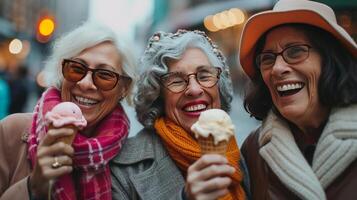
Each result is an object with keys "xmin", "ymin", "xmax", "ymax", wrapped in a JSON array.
[{"xmin": 28, "ymin": 87, "xmax": 129, "ymax": 200}]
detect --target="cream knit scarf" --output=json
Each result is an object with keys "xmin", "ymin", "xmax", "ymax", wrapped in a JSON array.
[{"xmin": 258, "ymin": 105, "xmax": 357, "ymax": 200}]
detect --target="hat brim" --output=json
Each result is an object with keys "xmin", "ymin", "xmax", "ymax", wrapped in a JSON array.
[{"xmin": 239, "ymin": 10, "xmax": 357, "ymax": 79}]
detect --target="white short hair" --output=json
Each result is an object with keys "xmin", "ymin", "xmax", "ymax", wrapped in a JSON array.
[{"xmin": 43, "ymin": 22, "xmax": 137, "ymax": 104}]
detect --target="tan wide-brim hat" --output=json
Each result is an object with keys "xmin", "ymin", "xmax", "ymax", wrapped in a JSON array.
[{"xmin": 239, "ymin": 0, "xmax": 357, "ymax": 79}]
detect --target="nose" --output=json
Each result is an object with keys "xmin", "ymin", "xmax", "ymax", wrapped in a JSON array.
[
  {"xmin": 271, "ymin": 55, "xmax": 291, "ymax": 77},
  {"xmin": 76, "ymin": 72, "xmax": 97, "ymax": 90},
  {"xmin": 184, "ymin": 75, "xmax": 203, "ymax": 96}
]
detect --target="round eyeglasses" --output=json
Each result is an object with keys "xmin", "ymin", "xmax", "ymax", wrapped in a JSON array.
[
  {"xmin": 256, "ymin": 44, "xmax": 312, "ymax": 69},
  {"xmin": 62, "ymin": 59, "xmax": 132, "ymax": 91},
  {"xmin": 159, "ymin": 66, "xmax": 221, "ymax": 93}
]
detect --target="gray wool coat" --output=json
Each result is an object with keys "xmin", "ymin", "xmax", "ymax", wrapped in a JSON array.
[{"xmin": 110, "ymin": 128, "xmax": 251, "ymax": 200}]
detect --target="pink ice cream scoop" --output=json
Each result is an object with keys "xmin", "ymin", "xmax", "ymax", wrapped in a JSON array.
[
  {"xmin": 46, "ymin": 102, "xmax": 87, "ymax": 129},
  {"xmin": 45, "ymin": 102, "xmax": 87, "ymax": 144}
]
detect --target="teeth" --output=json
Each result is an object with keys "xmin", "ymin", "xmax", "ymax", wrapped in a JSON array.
[
  {"xmin": 277, "ymin": 83, "xmax": 303, "ymax": 92},
  {"xmin": 75, "ymin": 96, "xmax": 98, "ymax": 105},
  {"xmin": 185, "ymin": 104, "xmax": 206, "ymax": 112}
]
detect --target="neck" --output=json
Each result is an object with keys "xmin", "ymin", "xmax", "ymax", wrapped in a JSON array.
[
  {"xmin": 290, "ymin": 108, "xmax": 330, "ymax": 144},
  {"xmin": 289, "ymin": 121, "xmax": 326, "ymax": 144}
]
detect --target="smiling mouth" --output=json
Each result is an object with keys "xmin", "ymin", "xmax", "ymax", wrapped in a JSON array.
[
  {"xmin": 276, "ymin": 83, "xmax": 304, "ymax": 97},
  {"xmin": 74, "ymin": 96, "xmax": 99, "ymax": 106},
  {"xmin": 183, "ymin": 104, "xmax": 207, "ymax": 112}
]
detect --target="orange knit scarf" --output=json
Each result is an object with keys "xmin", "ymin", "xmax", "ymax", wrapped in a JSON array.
[{"xmin": 154, "ymin": 117, "xmax": 246, "ymax": 200}]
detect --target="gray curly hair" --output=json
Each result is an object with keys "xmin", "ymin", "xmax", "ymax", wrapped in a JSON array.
[
  {"xmin": 135, "ymin": 30, "xmax": 233, "ymax": 128},
  {"xmin": 43, "ymin": 22, "xmax": 137, "ymax": 104}
]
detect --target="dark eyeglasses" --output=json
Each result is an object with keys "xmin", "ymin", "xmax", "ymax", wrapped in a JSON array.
[
  {"xmin": 256, "ymin": 44, "xmax": 312, "ymax": 69},
  {"xmin": 62, "ymin": 59, "xmax": 131, "ymax": 91},
  {"xmin": 160, "ymin": 66, "xmax": 221, "ymax": 93}
]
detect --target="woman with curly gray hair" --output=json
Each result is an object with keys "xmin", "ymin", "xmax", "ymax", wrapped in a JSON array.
[{"xmin": 111, "ymin": 30, "xmax": 250, "ymax": 200}]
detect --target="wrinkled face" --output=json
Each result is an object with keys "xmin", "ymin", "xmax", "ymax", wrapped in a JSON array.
[
  {"xmin": 259, "ymin": 26, "xmax": 327, "ymax": 126},
  {"xmin": 61, "ymin": 42, "xmax": 127, "ymax": 130},
  {"xmin": 163, "ymin": 48, "xmax": 221, "ymax": 134}
]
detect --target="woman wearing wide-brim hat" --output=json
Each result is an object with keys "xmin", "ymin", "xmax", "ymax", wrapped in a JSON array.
[{"xmin": 239, "ymin": 0, "xmax": 357, "ymax": 199}]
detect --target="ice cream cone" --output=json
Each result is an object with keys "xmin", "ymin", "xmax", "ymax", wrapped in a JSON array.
[
  {"xmin": 48, "ymin": 124, "xmax": 78, "ymax": 145},
  {"xmin": 198, "ymin": 135, "xmax": 228, "ymax": 156},
  {"xmin": 191, "ymin": 109, "xmax": 235, "ymax": 157},
  {"xmin": 45, "ymin": 102, "xmax": 87, "ymax": 145}
]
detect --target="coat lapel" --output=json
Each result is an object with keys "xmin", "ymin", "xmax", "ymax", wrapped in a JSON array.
[
  {"xmin": 258, "ymin": 105, "xmax": 357, "ymax": 200},
  {"xmin": 113, "ymin": 130, "xmax": 185, "ymax": 199},
  {"xmin": 130, "ymin": 155, "xmax": 184, "ymax": 199},
  {"xmin": 258, "ymin": 112, "xmax": 326, "ymax": 200},
  {"xmin": 312, "ymin": 104, "xmax": 357, "ymax": 188}
]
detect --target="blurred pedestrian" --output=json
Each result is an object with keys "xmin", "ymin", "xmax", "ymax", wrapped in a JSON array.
[
  {"xmin": 0, "ymin": 76, "xmax": 9, "ymax": 119},
  {"xmin": 6, "ymin": 65, "xmax": 30, "ymax": 114}
]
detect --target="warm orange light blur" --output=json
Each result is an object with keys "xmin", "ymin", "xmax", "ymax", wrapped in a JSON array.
[
  {"xmin": 204, "ymin": 15, "xmax": 219, "ymax": 32},
  {"xmin": 39, "ymin": 18, "xmax": 55, "ymax": 36},
  {"xmin": 229, "ymin": 8, "xmax": 245, "ymax": 25},
  {"xmin": 36, "ymin": 15, "xmax": 56, "ymax": 43},
  {"xmin": 204, "ymin": 8, "xmax": 246, "ymax": 32}
]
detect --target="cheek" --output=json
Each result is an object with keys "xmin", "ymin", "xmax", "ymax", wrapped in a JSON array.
[
  {"xmin": 304, "ymin": 62, "xmax": 322, "ymax": 102},
  {"xmin": 164, "ymin": 92, "xmax": 179, "ymax": 116},
  {"xmin": 103, "ymin": 90, "xmax": 121, "ymax": 109},
  {"xmin": 211, "ymin": 87, "xmax": 221, "ymax": 108}
]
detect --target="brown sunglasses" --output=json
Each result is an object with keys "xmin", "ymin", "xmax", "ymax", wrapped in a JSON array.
[{"xmin": 62, "ymin": 59, "xmax": 131, "ymax": 91}]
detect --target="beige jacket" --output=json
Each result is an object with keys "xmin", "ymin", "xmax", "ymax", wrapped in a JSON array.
[{"xmin": 0, "ymin": 113, "xmax": 32, "ymax": 200}]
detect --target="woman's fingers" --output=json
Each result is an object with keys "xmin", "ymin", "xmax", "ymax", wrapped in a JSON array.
[
  {"xmin": 40, "ymin": 127, "xmax": 75, "ymax": 146},
  {"xmin": 37, "ymin": 141, "xmax": 74, "ymax": 158},
  {"xmin": 191, "ymin": 176, "xmax": 232, "ymax": 193},
  {"xmin": 187, "ymin": 155, "xmax": 235, "ymax": 183},
  {"xmin": 37, "ymin": 155, "xmax": 73, "ymax": 177},
  {"xmin": 186, "ymin": 154, "xmax": 236, "ymax": 200},
  {"xmin": 186, "ymin": 177, "xmax": 231, "ymax": 200},
  {"xmin": 189, "ymin": 154, "xmax": 228, "ymax": 171},
  {"xmin": 190, "ymin": 163, "xmax": 235, "ymax": 182},
  {"xmin": 39, "ymin": 154, "xmax": 73, "ymax": 168}
]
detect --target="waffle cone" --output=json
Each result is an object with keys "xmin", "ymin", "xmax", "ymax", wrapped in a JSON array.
[
  {"xmin": 198, "ymin": 135, "xmax": 228, "ymax": 156},
  {"xmin": 49, "ymin": 124, "xmax": 78, "ymax": 145}
]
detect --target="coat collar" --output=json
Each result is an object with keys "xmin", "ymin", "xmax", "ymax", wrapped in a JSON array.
[
  {"xmin": 111, "ymin": 128, "xmax": 185, "ymax": 199},
  {"xmin": 257, "ymin": 104, "xmax": 357, "ymax": 200}
]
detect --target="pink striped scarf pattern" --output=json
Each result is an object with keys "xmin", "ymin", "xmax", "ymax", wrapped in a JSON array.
[{"xmin": 28, "ymin": 87, "xmax": 129, "ymax": 200}]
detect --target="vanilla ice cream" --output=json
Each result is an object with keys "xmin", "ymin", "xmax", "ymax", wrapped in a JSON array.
[{"xmin": 191, "ymin": 109, "xmax": 235, "ymax": 145}]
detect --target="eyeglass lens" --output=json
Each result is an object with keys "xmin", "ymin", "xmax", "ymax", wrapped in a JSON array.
[
  {"xmin": 62, "ymin": 59, "xmax": 129, "ymax": 91},
  {"xmin": 161, "ymin": 66, "xmax": 221, "ymax": 93},
  {"xmin": 256, "ymin": 44, "xmax": 311, "ymax": 69}
]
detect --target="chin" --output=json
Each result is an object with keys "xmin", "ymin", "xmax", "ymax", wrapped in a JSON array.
[{"xmin": 279, "ymin": 108, "xmax": 304, "ymax": 122}]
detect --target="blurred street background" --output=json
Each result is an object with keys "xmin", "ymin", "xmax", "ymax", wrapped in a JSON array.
[{"xmin": 0, "ymin": 0, "xmax": 355, "ymax": 145}]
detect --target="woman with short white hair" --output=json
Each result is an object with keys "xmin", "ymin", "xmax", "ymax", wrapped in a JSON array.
[{"xmin": 0, "ymin": 22, "xmax": 137, "ymax": 200}]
